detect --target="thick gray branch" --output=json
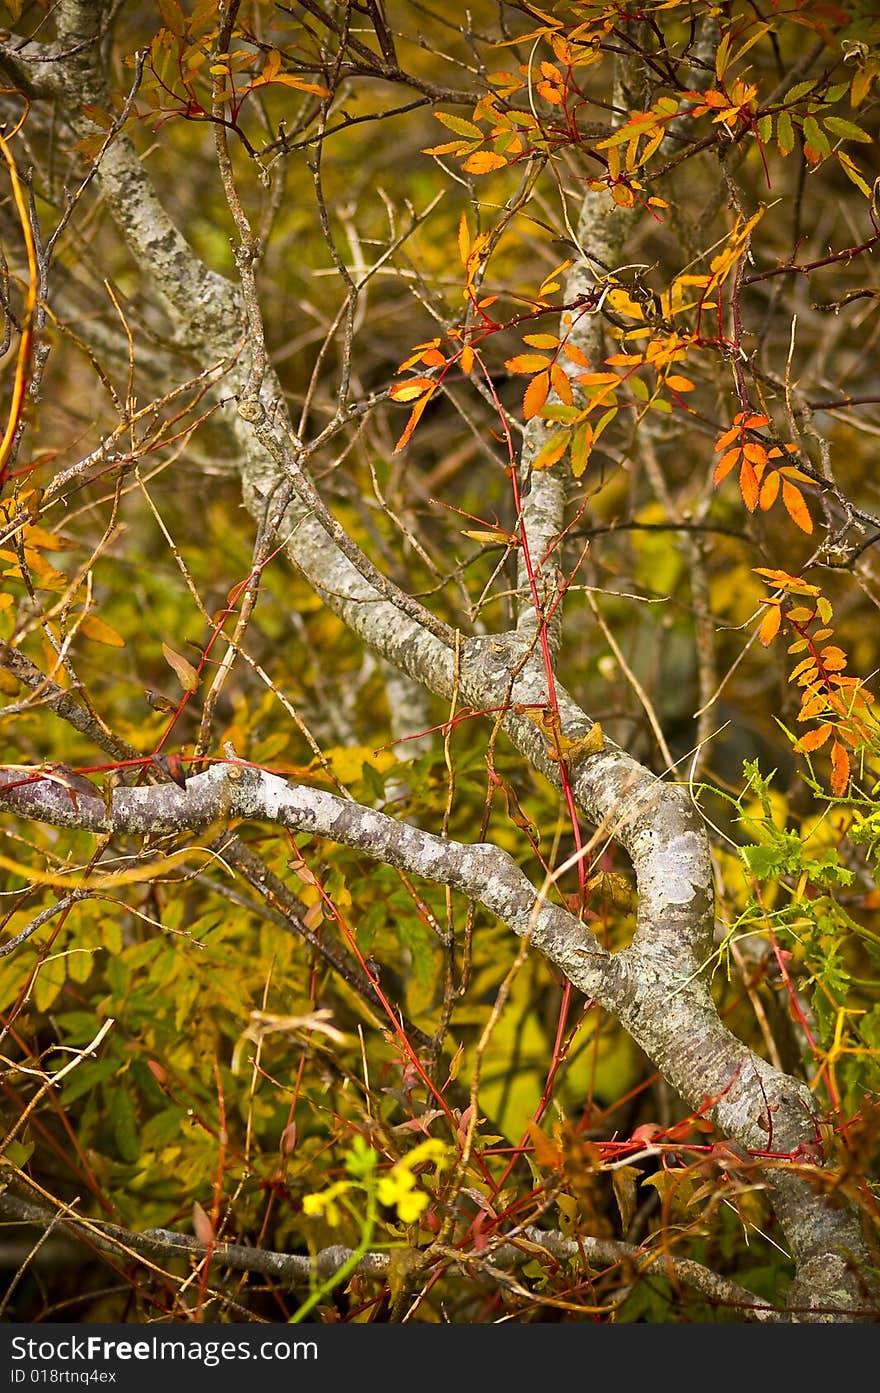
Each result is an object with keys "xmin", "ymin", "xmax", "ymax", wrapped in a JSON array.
[
  {"xmin": 1, "ymin": 0, "xmax": 872, "ymax": 1317},
  {"xmin": 0, "ymin": 1193, "xmax": 780, "ymax": 1318}
]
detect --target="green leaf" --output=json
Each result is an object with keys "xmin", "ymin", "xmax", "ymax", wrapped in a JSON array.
[
  {"xmin": 434, "ymin": 113, "xmax": 483, "ymax": 140},
  {"xmin": 784, "ymin": 81, "xmax": 818, "ymax": 104},
  {"xmin": 110, "ymin": 1082, "xmax": 140, "ymax": 1163},
  {"xmin": 741, "ymin": 843, "xmax": 787, "ymax": 880},
  {"xmin": 776, "ymin": 109, "xmax": 794, "ymax": 155},
  {"xmin": 802, "ymin": 116, "xmax": 830, "ymax": 155},
  {"xmin": 824, "ymin": 116, "xmax": 872, "ymax": 143}
]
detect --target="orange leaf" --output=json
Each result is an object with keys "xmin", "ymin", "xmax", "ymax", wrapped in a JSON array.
[
  {"xmin": 460, "ymin": 344, "xmax": 474, "ymax": 375},
  {"xmin": 462, "ymin": 150, "xmax": 507, "ymax": 174},
  {"xmin": 759, "ymin": 469, "xmax": 780, "ymax": 510},
  {"xmin": 796, "ymin": 723, "xmax": 833, "ymax": 754},
  {"xmin": 390, "ymin": 378, "xmax": 434, "ymax": 402},
  {"xmin": 758, "ymin": 604, "xmax": 781, "ymax": 646},
  {"xmin": 563, "ymin": 342, "xmax": 590, "ymax": 368},
  {"xmin": 713, "ymin": 447, "xmax": 740, "ymax": 484},
  {"xmin": 458, "ymin": 212, "xmax": 470, "ymax": 267},
  {"xmin": 782, "ymin": 480, "xmax": 813, "ymax": 533},
  {"xmin": 577, "ymin": 371, "xmax": 618, "ymax": 386},
  {"xmin": 830, "ymin": 739, "xmax": 850, "ymax": 796},
  {"xmin": 799, "ymin": 693, "xmax": 828, "ymax": 721},
  {"xmin": 523, "ymin": 371, "xmax": 550, "ymax": 420},
  {"xmin": 506, "ymin": 353, "xmax": 552, "ymax": 373},
  {"xmin": 714, "ymin": 424, "xmax": 740, "ymax": 450},
  {"xmin": 550, "ymin": 362, "xmax": 573, "ymax": 405},
  {"xmin": 394, "ymin": 394, "xmax": 431, "ymax": 452},
  {"xmin": 665, "ymin": 374, "xmax": 694, "ymax": 392},
  {"xmin": 739, "ymin": 460, "xmax": 759, "ymax": 511},
  {"xmin": 523, "ymin": 333, "xmax": 559, "ymax": 349}
]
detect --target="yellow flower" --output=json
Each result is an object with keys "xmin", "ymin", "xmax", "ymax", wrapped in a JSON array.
[{"xmin": 302, "ymin": 1180, "xmax": 354, "ymax": 1226}]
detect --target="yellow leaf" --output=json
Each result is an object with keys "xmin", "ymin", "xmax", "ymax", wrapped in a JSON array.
[
  {"xmin": 560, "ymin": 723, "xmax": 605, "ymax": 763},
  {"xmin": 79, "ymin": 613, "xmax": 126, "ymax": 647},
  {"xmin": 162, "ymin": 642, "xmax": 200, "ymax": 692},
  {"xmin": 532, "ymin": 431, "xmax": 570, "ymax": 470},
  {"xmin": 390, "ymin": 378, "xmax": 434, "ymax": 402},
  {"xmin": 462, "ymin": 528, "xmax": 512, "ymax": 546},
  {"xmin": 269, "ymin": 75, "xmax": 331, "ymax": 97},
  {"xmin": 758, "ymin": 605, "xmax": 781, "ymax": 647},
  {"xmin": 458, "ymin": 212, "xmax": 470, "ymax": 267},
  {"xmin": 461, "ymin": 150, "xmax": 507, "ymax": 174}
]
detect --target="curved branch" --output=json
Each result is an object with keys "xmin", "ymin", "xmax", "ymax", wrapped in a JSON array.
[{"xmin": 0, "ymin": 1193, "xmax": 781, "ymax": 1320}]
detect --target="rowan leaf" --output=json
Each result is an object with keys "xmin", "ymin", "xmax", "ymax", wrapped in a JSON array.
[
  {"xmin": 433, "ymin": 113, "xmax": 483, "ymax": 139},
  {"xmin": 562, "ymin": 342, "xmax": 590, "ymax": 368},
  {"xmin": 570, "ymin": 422, "xmax": 593, "ymax": 478},
  {"xmin": 739, "ymin": 460, "xmax": 759, "ymax": 512},
  {"xmin": 802, "ymin": 116, "xmax": 830, "ymax": 157},
  {"xmin": 523, "ymin": 371, "xmax": 550, "ymax": 420},
  {"xmin": 776, "ymin": 109, "xmax": 794, "ymax": 155},
  {"xmin": 824, "ymin": 116, "xmax": 872, "ymax": 144},
  {"xmin": 390, "ymin": 378, "xmax": 434, "ymax": 402},
  {"xmin": 758, "ymin": 604, "xmax": 781, "ymax": 646},
  {"xmin": 550, "ymin": 362, "xmax": 573, "ymax": 405},
  {"xmin": 458, "ymin": 212, "xmax": 470, "ymax": 267},
  {"xmin": 782, "ymin": 480, "xmax": 813, "ymax": 533},
  {"xmin": 506, "ymin": 353, "xmax": 552, "ymax": 373},
  {"xmin": 830, "ymin": 739, "xmax": 850, "ymax": 796},
  {"xmin": 759, "ymin": 470, "xmax": 780, "ymax": 510},
  {"xmin": 713, "ymin": 447, "xmax": 740, "ymax": 484},
  {"xmin": 532, "ymin": 431, "xmax": 570, "ymax": 470},
  {"xmin": 797, "ymin": 723, "xmax": 833, "ymax": 753},
  {"xmin": 394, "ymin": 394, "xmax": 431, "ymax": 452},
  {"xmin": 462, "ymin": 150, "xmax": 508, "ymax": 174}
]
